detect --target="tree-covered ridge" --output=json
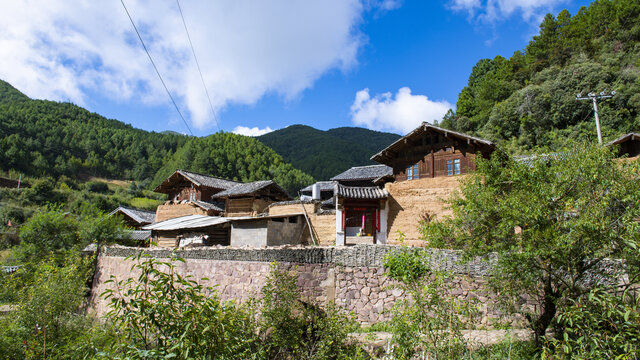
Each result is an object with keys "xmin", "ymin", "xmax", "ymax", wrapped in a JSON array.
[
  {"xmin": 443, "ymin": 0, "xmax": 640, "ymax": 153},
  {"xmin": 257, "ymin": 125, "xmax": 400, "ymax": 180},
  {"xmin": 0, "ymin": 80, "xmax": 314, "ymax": 195},
  {"xmin": 0, "ymin": 79, "xmax": 188, "ymax": 182},
  {"xmin": 152, "ymin": 132, "xmax": 315, "ymax": 196}
]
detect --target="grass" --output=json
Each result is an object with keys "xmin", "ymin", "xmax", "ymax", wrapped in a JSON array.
[{"xmin": 0, "ymin": 249, "xmax": 13, "ymax": 264}]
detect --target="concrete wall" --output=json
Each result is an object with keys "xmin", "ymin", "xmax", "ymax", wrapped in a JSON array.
[
  {"xmin": 230, "ymin": 220, "xmax": 269, "ymax": 247},
  {"xmin": 385, "ymin": 175, "xmax": 463, "ymax": 245},
  {"xmin": 269, "ymin": 202, "xmax": 336, "ymax": 246},
  {"xmin": 90, "ymin": 245, "xmax": 523, "ymax": 327},
  {"xmin": 267, "ymin": 216, "xmax": 305, "ymax": 246}
]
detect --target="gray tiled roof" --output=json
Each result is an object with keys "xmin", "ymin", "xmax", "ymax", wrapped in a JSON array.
[
  {"xmin": 193, "ymin": 200, "xmax": 225, "ymax": 212},
  {"xmin": 335, "ymin": 184, "xmax": 388, "ymax": 199},
  {"xmin": 109, "ymin": 206, "xmax": 156, "ymax": 224},
  {"xmin": 213, "ymin": 180, "xmax": 288, "ymax": 198},
  {"xmin": 176, "ymin": 170, "xmax": 240, "ymax": 189},
  {"xmin": 301, "ymin": 181, "xmax": 337, "ymax": 193},
  {"xmin": 330, "ymin": 165, "xmax": 392, "ymax": 181}
]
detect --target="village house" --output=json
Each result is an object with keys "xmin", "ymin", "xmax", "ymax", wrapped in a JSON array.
[
  {"xmin": 269, "ymin": 122, "xmax": 496, "ymax": 246},
  {"xmin": 607, "ymin": 132, "xmax": 640, "ymax": 158},
  {"xmin": 109, "ymin": 205, "xmax": 155, "ymax": 229},
  {"xmin": 142, "ymin": 169, "xmax": 293, "ymax": 248}
]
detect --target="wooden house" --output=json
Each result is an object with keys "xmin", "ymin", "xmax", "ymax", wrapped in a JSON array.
[
  {"xmin": 212, "ymin": 180, "xmax": 291, "ymax": 217},
  {"xmin": 154, "ymin": 169, "xmax": 240, "ymax": 202},
  {"xmin": 607, "ymin": 133, "xmax": 640, "ymax": 158},
  {"xmin": 274, "ymin": 123, "xmax": 497, "ymax": 246},
  {"xmin": 153, "ymin": 170, "xmax": 238, "ymax": 221},
  {"xmin": 370, "ymin": 122, "xmax": 494, "ymax": 181},
  {"xmin": 109, "ymin": 206, "xmax": 156, "ymax": 229}
]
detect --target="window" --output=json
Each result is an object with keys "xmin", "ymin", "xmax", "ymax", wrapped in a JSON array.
[
  {"xmin": 406, "ymin": 163, "xmax": 419, "ymax": 180},
  {"xmin": 447, "ymin": 159, "xmax": 461, "ymax": 176},
  {"xmin": 189, "ymin": 192, "xmax": 196, "ymax": 201}
]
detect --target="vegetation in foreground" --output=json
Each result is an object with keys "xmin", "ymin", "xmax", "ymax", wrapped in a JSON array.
[{"xmin": 1, "ymin": 143, "xmax": 639, "ymax": 359}]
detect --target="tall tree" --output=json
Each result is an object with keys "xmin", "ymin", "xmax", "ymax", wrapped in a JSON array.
[{"xmin": 422, "ymin": 144, "xmax": 640, "ymax": 345}]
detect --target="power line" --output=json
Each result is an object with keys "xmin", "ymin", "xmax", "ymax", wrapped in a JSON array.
[
  {"xmin": 176, "ymin": 0, "xmax": 221, "ymax": 130},
  {"xmin": 119, "ymin": 0, "xmax": 193, "ymax": 136}
]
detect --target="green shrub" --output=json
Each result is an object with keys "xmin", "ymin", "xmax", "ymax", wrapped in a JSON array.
[
  {"xmin": 259, "ymin": 262, "xmax": 366, "ymax": 360},
  {"xmin": 84, "ymin": 181, "xmax": 109, "ymax": 194},
  {"xmin": 0, "ymin": 251, "xmax": 109, "ymax": 359},
  {"xmin": 543, "ymin": 287, "xmax": 640, "ymax": 359},
  {"xmin": 101, "ymin": 252, "xmax": 260, "ymax": 359},
  {"xmin": 384, "ymin": 249, "xmax": 476, "ymax": 359}
]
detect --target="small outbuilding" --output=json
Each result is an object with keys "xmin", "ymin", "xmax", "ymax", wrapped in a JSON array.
[{"xmin": 109, "ymin": 206, "xmax": 156, "ymax": 229}]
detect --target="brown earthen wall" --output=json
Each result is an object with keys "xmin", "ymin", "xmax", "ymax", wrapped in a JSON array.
[
  {"xmin": 155, "ymin": 203, "xmax": 209, "ymax": 222},
  {"xmin": 385, "ymin": 175, "xmax": 464, "ymax": 244}
]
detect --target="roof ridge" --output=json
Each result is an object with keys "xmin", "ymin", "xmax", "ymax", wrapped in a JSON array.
[{"xmin": 177, "ymin": 169, "xmax": 241, "ymax": 184}]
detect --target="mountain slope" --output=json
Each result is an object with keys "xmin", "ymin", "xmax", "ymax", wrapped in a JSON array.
[
  {"xmin": 153, "ymin": 132, "xmax": 314, "ymax": 195},
  {"xmin": 0, "ymin": 80, "xmax": 314, "ymax": 193},
  {"xmin": 257, "ymin": 125, "xmax": 400, "ymax": 180},
  {"xmin": 443, "ymin": 0, "xmax": 640, "ymax": 153}
]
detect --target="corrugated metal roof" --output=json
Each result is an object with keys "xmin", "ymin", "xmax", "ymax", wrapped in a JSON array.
[
  {"xmin": 144, "ymin": 213, "xmax": 304, "ymax": 231},
  {"xmin": 109, "ymin": 206, "xmax": 156, "ymax": 224},
  {"xmin": 143, "ymin": 215, "xmax": 231, "ymax": 231},
  {"xmin": 128, "ymin": 230, "xmax": 152, "ymax": 241},
  {"xmin": 335, "ymin": 184, "xmax": 388, "ymax": 199}
]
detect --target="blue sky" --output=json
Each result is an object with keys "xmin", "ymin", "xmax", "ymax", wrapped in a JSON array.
[{"xmin": 0, "ymin": 0, "xmax": 593, "ymax": 136}]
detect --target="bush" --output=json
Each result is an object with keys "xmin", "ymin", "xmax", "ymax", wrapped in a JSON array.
[
  {"xmin": 101, "ymin": 252, "xmax": 260, "ymax": 359},
  {"xmin": 384, "ymin": 248, "xmax": 476, "ymax": 359},
  {"xmin": 0, "ymin": 251, "xmax": 109, "ymax": 359},
  {"xmin": 84, "ymin": 181, "xmax": 109, "ymax": 194},
  {"xmin": 259, "ymin": 263, "xmax": 365, "ymax": 360},
  {"xmin": 544, "ymin": 287, "xmax": 640, "ymax": 359}
]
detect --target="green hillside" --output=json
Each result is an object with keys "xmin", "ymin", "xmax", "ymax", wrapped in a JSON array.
[
  {"xmin": 0, "ymin": 79, "xmax": 188, "ymax": 182},
  {"xmin": 0, "ymin": 80, "xmax": 313, "ymax": 195},
  {"xmin": 441, "ymin": 0, "xmax": 640, "ymax": 153},
  {"xmin": 152, "ymin": 133, "xmax": 314, "ymax": 195},
  {"xmin": 257, "ymin": 125, "xmax": 400, "ymax": 180}
]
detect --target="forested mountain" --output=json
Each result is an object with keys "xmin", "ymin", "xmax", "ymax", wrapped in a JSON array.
[
  {"xmin": 257, "ymin": 125, "xmax": 400, "ymax": 180},
  {"xmin": 0, "ymin": 79, "xmax": 188, "ymax": 181},
  {"xmin": 0, "ymin": 80, "xmax": 314, "ymax": 194},
  {"xmin": 441, "ymin": 0, "xmax": 640, "ymax": 153},
  {"xmin": 152, "ymin": 133, "xmax": 314, "ymax": 195}
]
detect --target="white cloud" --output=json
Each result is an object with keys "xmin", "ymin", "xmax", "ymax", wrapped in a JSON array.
[
  {"xmin": 0, "ymin": 0, "xmax": 394, "ymax": 130},
  {"xmin": 232, "ymin": 126, "xmax": 274, "ymax": 137},
  {"xmin": 350, "ymin": 87, "xmax": 452, "ymax": 134},
  {"xmin": 449, "ymin": 0, "xmax": 568, "ymax": 23}
]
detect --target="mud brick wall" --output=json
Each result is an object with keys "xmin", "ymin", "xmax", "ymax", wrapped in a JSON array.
[
  {"xmin": 90, "ymin": 245, "xmax": 520, "ymax": 326},
  {"xmin": 385, "ymin": 176, "xmax": 463, "ymax": 244}
]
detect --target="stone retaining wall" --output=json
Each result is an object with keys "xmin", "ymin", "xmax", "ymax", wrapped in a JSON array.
[{"xmin": 91, "ymin": 245, "xmax": 513, "ymax": 326}]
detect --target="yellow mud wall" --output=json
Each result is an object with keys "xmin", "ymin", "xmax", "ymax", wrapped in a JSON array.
[
  {"xmin": 385, "ymin": 175, "xmax": 465, "ymax": 245},
  {"xmin": 155, "ymin": 203, "xmax": 209, "ymax": 222}
]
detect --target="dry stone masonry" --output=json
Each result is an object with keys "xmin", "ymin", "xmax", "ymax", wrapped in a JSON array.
[{"xmin": 91, "ymin": 245, "xmax": 515, "ymax": 326}]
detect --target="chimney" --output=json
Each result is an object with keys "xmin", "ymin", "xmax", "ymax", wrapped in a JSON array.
[{"xmin": 312, "ymin": 183, "xmax": 321, "ymax": 200}]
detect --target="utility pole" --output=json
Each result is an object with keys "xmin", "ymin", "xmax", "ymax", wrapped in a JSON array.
[{"xmin": 576, "ymin": 90, "xmax": 616, "ymax": 144}]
